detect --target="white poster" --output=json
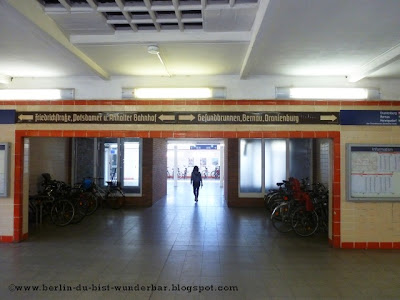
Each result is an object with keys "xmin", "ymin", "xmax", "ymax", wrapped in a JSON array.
[
  {"xmin": 349, "ymin": 145, "xmax": 400, "ymax": 200},
  {"xmin": 0, "ymin": 144, "xmax": 7, "ymax": 196}
]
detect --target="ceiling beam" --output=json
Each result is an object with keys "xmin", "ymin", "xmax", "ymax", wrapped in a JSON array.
[
  {"xmin": 239, "ymin": 0, "xmax": 271, "ymax": 79},
  {"xmin": 115, "ymin": 0, "xmax": 138, "ymax": 31},
  {"xmin": 346, "ymin": 42, "xmax": 400, "ymax": 82},
  {"xmin": 58, "ymin": 0, "xmax": 71, "ymax": 11},
  {"xmin": 172, "ymin": 0, "xmax": 184, "ymax": 32},
  {"xmin": 143, "ymin": 0, "xmax": 161, "ymax": 31},
  {"xmin": 85, "ymin": 0, "xmax": 98, "ymax": 10},
  {"xmin": 6, "ymin": 0, "xmax": 110, "ymax": 80}
]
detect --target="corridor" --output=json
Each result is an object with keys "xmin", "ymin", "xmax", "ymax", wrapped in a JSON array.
[{"xmin": 1, "ymin": 181, "xmax": 400, "ymax": 299}]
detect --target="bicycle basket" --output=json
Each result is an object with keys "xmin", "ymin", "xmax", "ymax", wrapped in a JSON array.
[{"xmin": 82, "ymin": 178, "xmax": 93, "ymax": 190}]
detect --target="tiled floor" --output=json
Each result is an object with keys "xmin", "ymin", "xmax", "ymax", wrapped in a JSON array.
[{"xmin": 1, "ymin": 180, "xmax": 400, "ymax": 299}]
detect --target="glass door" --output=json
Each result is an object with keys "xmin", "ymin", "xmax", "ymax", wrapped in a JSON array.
[
  {"xmin": 99, "ymin": 138, "xmax": 141, "ymax": 194},
  {"xmin": 120, "ymin": 139, "xmax": 141, "ymax": 193}
]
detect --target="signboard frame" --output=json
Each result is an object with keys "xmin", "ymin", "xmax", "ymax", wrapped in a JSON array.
[
  {"xmin": 0, "ymin": 143, "xmax": 10, "ymax": 197},
  {"xmin": 15, "ymin": 111, "xmax": 340, "ymax": 125},
  {"xmin": 346, "ymin": 144, "xmax": 400, "ymax": 202}
]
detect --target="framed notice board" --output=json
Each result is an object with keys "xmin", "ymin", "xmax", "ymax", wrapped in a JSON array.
[
  {"xmin": 347, "ymin": 144, "xmax": 400, "ymax": 201},
  {"xmin": 0, "ymin": 143, "xmax": 10, "ymax": 197}
]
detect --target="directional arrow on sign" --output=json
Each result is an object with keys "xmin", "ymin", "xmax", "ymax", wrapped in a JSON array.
[
  {"xmin": 18, "ymin": 114, "xmax": 34, "ymax": 121},
  {"xmin": 158, "ymin": 114, "xmax": 175, "ymax": 122},
  {"xmin": 178, "ymin": 114, "xmax": 195, "ymax": 121},
  {"xmin": 320, "ymin": 114, "xmax": 337, "ymax": 122}
]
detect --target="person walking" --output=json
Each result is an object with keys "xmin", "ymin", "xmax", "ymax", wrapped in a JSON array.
[{"xmin": 190, "ymin": 166, "xmax": 203, "ymax": 202}]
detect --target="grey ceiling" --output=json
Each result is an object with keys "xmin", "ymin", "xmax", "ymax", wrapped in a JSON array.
[{"xmin": 1, "ymin": 0, "xmax": 400, "ymax": 82}]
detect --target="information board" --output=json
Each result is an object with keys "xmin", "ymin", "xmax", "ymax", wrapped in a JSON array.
[
  {"xmin": 347, "ymin": 144, "xmax": 400, "ymax": 201},
  {"xmin": 0, "ymin": 143, "xmax": 9, "ymax": 197},
  {"xmin": 341, "ymin": 110, "xmax": 400, "ymax": 125}
]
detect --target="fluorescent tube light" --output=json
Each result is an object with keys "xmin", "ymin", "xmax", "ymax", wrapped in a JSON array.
[
  {"xmin": 0, "ymin": 74, "xmax": 12, "ymax": 85},
  {"xmin": 276, "ymin": 87, "xmax": 380, "ymax": 100},
  {"xmin": 122, "ymin": 88, "xmax": 226, "ymax": 99},
  {"xmin": 0, "ymin": 89, "xmax": 74, "ymax": 100}
]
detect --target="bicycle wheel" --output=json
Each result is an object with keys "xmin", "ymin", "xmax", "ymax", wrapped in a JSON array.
[
  {"xmin": 50, "ymin": 199, "xmax": 74, "ymax": 226},
  {"xmin": 106, "ymin": 188, "xmax": 125, "ymax": 209},
  {"xmin": 70, "ymin": 197, "xmax": 87, "ymax": 224},
  {"xmin": 271, "ymin": 203, "xmax": 293, "ymax": 233},
  {"xmin": 291, "ymin": 206, "xmax": 318, "ymax": 237},
  {"xmin": 82, "ymin": 192, "xmax": 98, "ymax": 215},
  {"xmin": 266, "ymin": 193, "xmax": 284, "ymax": 213}
]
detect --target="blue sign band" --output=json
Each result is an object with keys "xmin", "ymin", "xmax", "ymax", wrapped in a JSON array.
[
  {"xmin": 341, "ymin": 110, "xmax": 399, "ymax": 125},
  {"xmin": 0, "ymin": 110, "xmax": 16, "ymax": 124}
]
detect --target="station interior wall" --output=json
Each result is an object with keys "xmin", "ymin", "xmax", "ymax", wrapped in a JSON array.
[{"xmin": 1, "ymin": 75, "xmax": 400, "ymax": 248}]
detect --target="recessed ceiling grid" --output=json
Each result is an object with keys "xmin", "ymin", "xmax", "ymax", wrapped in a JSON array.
[{"xmin": 38, "ymin": 0, "xmax": 258, "ymax": 32}]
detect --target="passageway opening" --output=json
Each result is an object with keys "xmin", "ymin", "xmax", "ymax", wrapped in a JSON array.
[
  {"xmin": 14, "ymin": 130, "xmax": 340, "ymax": 247},
  {"xmin": 165, "ymin": 139, "xmax": 226, "ymax": 205}
]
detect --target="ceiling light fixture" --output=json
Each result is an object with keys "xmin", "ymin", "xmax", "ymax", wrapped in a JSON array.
[
  {"xmin": 276, "ymin": 87, "xmax": 380, "ymax": 100},
  {"xmin": 147, "ymin": 45, "xmax": 171, "ymax": 77},
  {"xmin": 0, "ymin": 89, "xmax": 75, "ymax": 100},
  {"xmin": 122, "ymin": 87, "xmax": 226, "ymax": 99}
]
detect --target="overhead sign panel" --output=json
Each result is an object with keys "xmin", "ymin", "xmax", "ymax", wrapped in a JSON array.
[
  {"xmin": 341, "ymin": 110, "xmax": 400, "ymax": 125},
  {"xmin": 16, "ymin": 111, "xmax": 340, "ymax": 125},
  {"xmin": 190, "ymin": 145, "xmax": 218, "ymax": 150}
]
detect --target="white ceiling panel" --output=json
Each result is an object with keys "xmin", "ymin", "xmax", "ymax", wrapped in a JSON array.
[
  {"xmin": 0, "ymin": 1, "xmax": 100, "ymax": 77},
  {"xmin": 158, "ymin": 43, "xmax": 248, "ymax": 75},
  {"xmin": 203, "ymin": 7, "xmax": 258, "ymax": 32},
  {"xmin": 77, "ymin": 43, "xmax": 247, "ymax": 76},
  {"xmin": 1, "ymin": 0, "xmax": 400, "ymax": 82},
  {"xmin": 244, "ymin": 0, "xmax": 400, "ymax": 77}
]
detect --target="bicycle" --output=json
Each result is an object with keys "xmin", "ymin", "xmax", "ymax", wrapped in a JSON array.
[
  {"xmin": 202, "ymin": 167, "xmax": 208, "ymax": 179},
  {"xmin": 264, "ymin": 180, "xmax": 291, "ymax": 213},
  {"xmin": 210, "ymin": 166, "xmax": 220, "ymax": 179},
  {"xmin": 291, "ymin": 183, "xmax": 329, "ymax": 237},
  {"xmin": 269, "ymin": 177, "xmax": 312, "ymax": 234},
  {"xmin": 68, "ymin": 185, "xmax": 93, "ymax": 224},
  {"xmin": 33, "ymin": 174, "xmax": 75, "ymax": 226},
  {"xmin": 271, "ymin": 198, "xmax": 300, "ymax": 233},
  {"xmin": 180, "ymin": 167, "xmax": 188, "ymax": 179},
  {"xmin": 85, "ymin": 177, "xmax": 125, "ymax": 209}
]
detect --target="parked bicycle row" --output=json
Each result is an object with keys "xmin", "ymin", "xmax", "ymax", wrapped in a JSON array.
[
  {"xmin": 167, "ymin": 167, "xmax": 188, "ymax": 179},
  {"xmin": 264, "ymin": 177, "xmax": 329, "ymax": 237},
  {"xmin": 29, "ymin": 173, "xmax": 125, "ymax": 226},
  {"xmin": 167, "ymin": 166, "xmax": 220, "ymax": 179}
]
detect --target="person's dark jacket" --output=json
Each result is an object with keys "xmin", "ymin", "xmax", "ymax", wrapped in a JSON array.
[{"xmin": 191, "ymin": 171, "xmax": 202, "ymax": 187}]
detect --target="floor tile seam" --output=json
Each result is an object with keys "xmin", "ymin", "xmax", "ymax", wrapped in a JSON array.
[{"xmin": 151, "ymin": 239, "xmax": 186, "ymax": 297}]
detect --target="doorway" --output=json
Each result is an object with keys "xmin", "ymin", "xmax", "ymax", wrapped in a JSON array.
[{"xmin": 165, "ymin": 139, "xmax": 225, "ymax": 205}]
